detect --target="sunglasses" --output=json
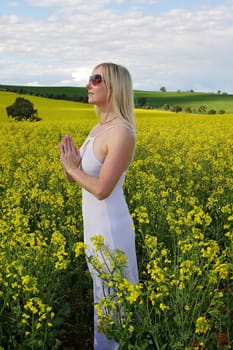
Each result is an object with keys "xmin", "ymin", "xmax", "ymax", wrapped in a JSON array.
[{"xmin": 88, "ymin": 74, "xmax": 104, "ymax": 86}]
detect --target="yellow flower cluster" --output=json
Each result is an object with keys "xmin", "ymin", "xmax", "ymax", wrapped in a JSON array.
[
  {"xmin": 87, "ymin": 234, "xmax": 142, "ymax": 340},
  {"xmin": 1, "ymin": 101, "xmax": 233, "ymax": 348},
  {"xmin": 74, "ymin": 241, "xmax": 87, "ymax": 258},
  {"xmin": 0, "ymin": 117, "xmax": 91, "ymax": 347},
  {"xmin": 22, "ymin": 297, "xmax": 54, "ymax": 333},
  {"xmin": 51, "ymin": 230, "xmax": 68, "ymax": 270},
  {"xmin": 195, "ymin": 316, "xmax": 210, "ymax": 335}
]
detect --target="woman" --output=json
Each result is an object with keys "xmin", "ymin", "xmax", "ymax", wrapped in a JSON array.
[{"xmin": 59, "ymin": 62, "xmax": 138, "ymax": 350}]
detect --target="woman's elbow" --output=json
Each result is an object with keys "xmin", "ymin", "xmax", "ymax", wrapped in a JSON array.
[{"xmin": 95, "ymin": 187, "xmax": 112, "ymax": 200}]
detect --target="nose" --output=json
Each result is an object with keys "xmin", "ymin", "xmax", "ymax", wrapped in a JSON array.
[{"xmin": 86, "ymin": 81, "xmax": 91, "ymax": 89}]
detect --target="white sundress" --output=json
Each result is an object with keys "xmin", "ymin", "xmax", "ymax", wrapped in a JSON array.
[{"xmin": 80, "ymin": 125, "xmax": 139, "ymax": 350}]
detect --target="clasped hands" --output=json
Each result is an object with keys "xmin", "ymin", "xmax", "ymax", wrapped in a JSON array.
[{"xmin": 59, "ymin": 135, "xmax": 81, "ymax": 175}]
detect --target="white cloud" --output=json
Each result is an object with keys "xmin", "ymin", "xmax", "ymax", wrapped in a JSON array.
[
  {"xmin": 72, "ymin": 67, "xmax": 93, "ymax": 86},
  {"xmin": 26, "ymin": 81, "xmax": 41, "ymax": 86},
  {"xmin": 1, "ymin": 1, "xmax": 233, "ymax": 93}
]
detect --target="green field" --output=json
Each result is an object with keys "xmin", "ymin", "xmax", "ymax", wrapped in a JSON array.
[
  {"xmin": 0, "ymin": 85, "xmax": 87, "ymax": 102},
  {"xmin": 1, "ymin": 84, "xmax": 233, "ymax": 113},
  {"xmin": 0, "ymin": 91, "xmax": 95, "ymax": 123},
  {"xmin": 134, "ymin": 90, "xmax": 233, "ymax": 113}
]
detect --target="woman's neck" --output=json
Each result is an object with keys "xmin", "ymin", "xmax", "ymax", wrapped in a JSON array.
[{"xmin": 99, "ymin": 112, "xmax": 120, "ymax": 124}]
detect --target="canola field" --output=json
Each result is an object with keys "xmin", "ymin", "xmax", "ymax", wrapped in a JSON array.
[{"xmin": 0, "ymin": 93, "xmax": 233, "ymax": 349}]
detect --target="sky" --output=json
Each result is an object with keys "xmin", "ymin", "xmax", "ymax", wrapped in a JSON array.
[{"xmin": 1, "ymin": 0, "xmax": 233, "ymax": 93}]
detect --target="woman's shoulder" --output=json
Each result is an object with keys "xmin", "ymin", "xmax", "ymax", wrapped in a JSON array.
[
  {"xmin": 108, "ymin": 122, "xmax": 135, "ymax": 141},
  {"xmin": 106, "ymin": 122, "xmax": 135, "ymax": 151},
  {"xmin": 110, "ymin": 118, "xmax": 135, "ymax": 133},
  {"xmin": 90, "ymin": 118, "xmax": 135, "ymax": 140}
]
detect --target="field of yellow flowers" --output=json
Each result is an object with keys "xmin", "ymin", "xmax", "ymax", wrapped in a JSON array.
[{"xmin": 0, "ymin": 92, "xmax": 233, "ymax": 349}]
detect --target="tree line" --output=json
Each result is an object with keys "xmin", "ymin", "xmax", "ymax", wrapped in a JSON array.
[
  {"xmin": 135, "ymin": 97, "xmax": 226, "ymax": 114},
  {"xmin": 1, "ymin": 86, "xmax": 88, "ymax": 103}
]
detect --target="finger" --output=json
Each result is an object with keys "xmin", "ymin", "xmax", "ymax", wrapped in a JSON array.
[
  {"xmin": 69, "ymin": 138, "xmax": 78, "ymax": 155},
  {"xmin": 67, "ymin": 136, "xmax": 73, "ymax": 150},
  {"xmin": 58, "ymin": 143, "xmax": 64, "ymax": 154},
  {"xmin": 63, "ymin": 136, "xmax": 70, "ymax": 153},
  {"xmin": 75, "ymin": 147, "xmax": 80, "ymax": 157},
  {"xmin": 68, "ymin": 136, "xmax": 76, "ymax": 149}
]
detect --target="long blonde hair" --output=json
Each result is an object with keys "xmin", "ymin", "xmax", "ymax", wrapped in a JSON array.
[{"xmin": 93, "ymin": 62, "xmax": 135, "ymax": 127}]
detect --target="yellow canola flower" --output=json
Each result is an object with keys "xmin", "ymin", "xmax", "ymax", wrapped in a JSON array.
[
  {"xmin": 74, "ymin": 241, "xmax": 87, "ymax": 258},
  {"xmin": 159, "ymin": 303, "xmax": 170, "ymax": 311},
  {"xmin": 22, "ymin": 297, "xmax": 54, "ymax": 331},
  {"xmin": 51, "ymin": 231, "xmax": 68, "ymax": 270},
  {"xmin": 131, "ymin": 206, "xmax": 150, "ymax": 224},
  {"xmin": 201, "ymin": 240, "xmax": 220, "ymax": 261},
  {"xmin": 90, "ymin": 234, "xmax": 106, "ymax": 251},
  {"xmin": 146, "ymin": 257, "xmax": 167, "ymax": 283},
  {"xmin": 212, "ymin": 262, "xmax": 230, "ymax": 280},
  {"xmin": 112, "ymin": 249, "xmax": 128, "ymax": 266},
  {"xmin": 179, "ymin": 260, "xmax": 202, "ymax": 281},
  {"xmin": 128, "ymin": 325, "xmax": 134, "ymax": 333},
  {"xmin": 21, "ymin": 274, "xmax": 39, "ymax": 294},
  {"xmin": 195, "ymin": 316, "xmax": 210, "ymax": 334},
  {"xmin": 126, "ymin": 283, "xmax": 142, "ymax": 304}
]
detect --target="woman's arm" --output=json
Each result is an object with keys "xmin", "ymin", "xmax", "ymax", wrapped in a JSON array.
[
  {"xmin": 59, "ymin": 128, "xmax": 135, "ymax": 200},
  {"xmin": 63, "ymin": 169, "xmax": 75, "ymax": 182}
]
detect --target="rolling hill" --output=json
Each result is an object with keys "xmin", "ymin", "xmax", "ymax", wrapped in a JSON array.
[{"xmin": 1, "ymin": 84, "xmax": 233, "ymax": 113}]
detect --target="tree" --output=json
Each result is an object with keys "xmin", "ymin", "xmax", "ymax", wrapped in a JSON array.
[
  {"xmin": 170, "ymin": 105, "xmax": 182, "ymax": 113},
  {"xmin": 198, "ymin": 105, "xmax": 207, "ymax": 113},
  {"xmin": 162, "ymin": 104, "xmax": 170, "ymax": 111},
  {"xmin": 6, "ymin": 97, "xmax": 41, "ymax": 121},
  {"xmin": 185, "ymin": 106, "xmax": 192, "ymax": 113},
  {"xmin": 137, "ymin": 97, "xmax": 147, "ymax": 107},
  {"xmin": 208, "ymin": 109, "xmax": 216, "ymax": 115},
  {"xmin": 160, "ymin": 86, "xmax": 167, "ymax": 92}
]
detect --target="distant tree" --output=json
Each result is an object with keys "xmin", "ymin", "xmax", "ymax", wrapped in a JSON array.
[
  {"xmin": 162, "ymin": 104, "xmax": 170, "ymax": 111},
  {"xmin": 137, "ymin": 97, "xmax": 147, "ymax": 107},
  {"xmin": 208, "ymin": 109, "xmax": 216, "ymax": 115},
  {"xmin": 185, "ymin": 106, "xmax": 192, "ymax": 113},
  {"xmin": 198, "ymin": 105, "xmax": 207, "ymax": 113},
  {"xmin": 160, "ymin": 86, "xmax": 167, "ymax": 92},
  {"xmin": 170, "ymin": 105, "xmax": 182, "ymax": 113},
  {"xmin": 219, "ymin": 109, "xmax": 225, "ymax": 114},
  {"xmin": 217, "ymin": 90, "xmax": 221, "ymax": 94},
  {"xmin": 6, "ymin": 97, "xmax": 41, "ymax": 121}
]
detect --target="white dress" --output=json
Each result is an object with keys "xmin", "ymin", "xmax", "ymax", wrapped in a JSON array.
[{"xmin": 80, "ymin": 125, "xmax": 138, "ymax": 350}]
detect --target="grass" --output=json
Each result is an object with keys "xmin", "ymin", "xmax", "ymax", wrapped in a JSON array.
[
  {"xmin": 0, "ymin": 84, "xmax": 87, "ymax": 101},
  {"xmin": 1, "ymin": 84, "xmax": 233, "ymax": 113},
  {"xmin": 0, "ymin": 91, "xmax": 95, "ymax": 122},
  {"xmin": 134, "ymin": 90, "xmax": 233, "ymax": 113}
]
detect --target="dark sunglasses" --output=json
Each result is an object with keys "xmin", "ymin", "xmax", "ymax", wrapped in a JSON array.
[{"xmin": 88, "ymin": 74, "xmax": 103, "ymax": 86}]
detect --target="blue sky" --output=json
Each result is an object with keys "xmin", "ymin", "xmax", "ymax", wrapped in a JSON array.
[{"xmin": 1, "ymin": 0, "xmax": 233, "ymax": 93}]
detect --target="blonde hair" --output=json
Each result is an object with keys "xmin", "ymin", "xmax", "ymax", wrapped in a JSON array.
[{"xmin": 93, "ymin": 62, "xmax": 135, "ymax": 127}]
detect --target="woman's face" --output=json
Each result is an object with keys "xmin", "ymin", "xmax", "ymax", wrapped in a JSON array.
[{"xmin": 86, "ymin": 67, "xmax": 109, "ymax": 107}]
